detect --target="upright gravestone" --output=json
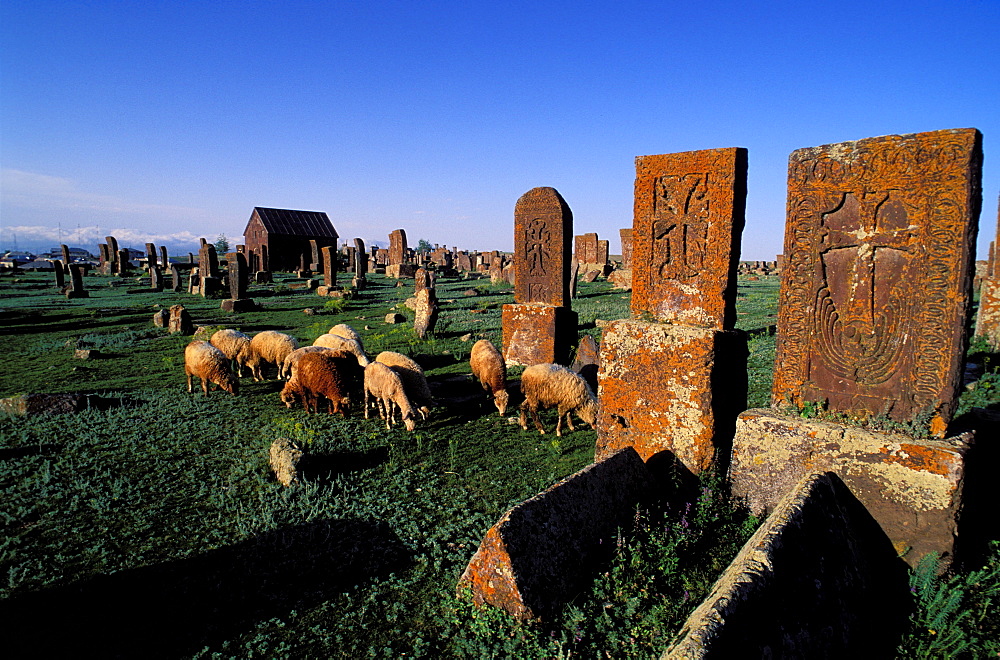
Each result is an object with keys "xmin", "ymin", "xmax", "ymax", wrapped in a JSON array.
[
  {"xmin": 145, "ymin": 243, "xmax": 158, "ymax": 270},
  {"xmin": 309, "ymin": 240, "xmax": 321, "ymax": 272},
  {"xmin": 221, "ymin": 252, "xmax": 255, "ymax": 312},
  {"xmin": 354, "ymin": 238, "xmax": 367, "ymax": 279},
  {"xmin": 98, "ymin": 244, "xmax": 110, "ymax": 270},
  {"xmin": 116, "ymin": 249, "xmax": 131, "ymax": 276},
  {"xmin": 105, "ymin": 236, "xmax": 121, "ymax": 275},
  {"xmin": 170, "ymin": 264, "xmax": 183, "ymax": 292},
  {"xmin": 159, "ymin": 246, "xmax": 169, "ymax": 271},
  {"xmin": 502, "ymin": 187, "xmax": 577, "ymax": 366},
  {"xmin": 65, "ymin": 264, "xmax": 89, "ymax": 299},
  {"xmin": 975, "ymin": 193, "xmax": 1000, "ymax": 347},
  {"xmin": 596, "ymin": 147, "xmax": 749, "ymax": 475},
  {"xmin": 574, "ymin": 233, "xmax": 599, "ymax": 265},
  {"xmin": 198, "ymin": 244, "xmax": 223, "ymax": 297},
  {"xmin": 414, "ymin": 267, "xmax": 430, "ymax": 297},
  {"xmin": 51, "ymin": 260, "xmax": 66, "ymax": 289},
  {"xmin": 150, "ymin": 266, "xmax": 164, "ymax": 292},
  {"xmin": 413, "ymin": 287, "xmax": 438, "ymax": 339},
  {"xmin": 387, "ymin": 229, "xmax": 415, "ymax": 278},
  {"xmin": 60, "ymin": 244, "xmax": 71, "ymax": 273},
  {"xmin": 731, "ymin": 128, "xmax": 982, "ymax": 568},
  {"xmin": 321, "ymin": 246, "xmax": 337, "ymax": 287}
]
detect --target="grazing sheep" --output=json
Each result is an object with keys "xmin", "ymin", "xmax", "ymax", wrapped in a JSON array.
[
  {"xmin": 247, "ymin": 331, "xmax": 300, "ymax": 381},
  {"xmin": 184, "ymin": 340, "xmax": 238, "ymax": 396},
  {"xmin": 282, "ymin": 351, "xmax": 356, "ymax": 415},
  {"xmin": 281, "ymin": 345, "xmax": 334, "ymax": 381},
  {"xmin": 375, "ymin": 351, "xmax": 434, "ymax": 419},
  {"xmin": 469, "ymin": 339, "xmax": 509, "ymax": 415},
  {"xmin": 313, "ymin": 333, "xmax": 370, "ymax": 367},
  {"xmin": 209, "ymin": 329, "xmax": 252, "ymax": 377},
  {"xmin": 328, "ymin": 323, "xmax": 364, "ymax": 347},
  {"xmin": 363, "ymin": 362, "xmax": 417, "ymax": 431},
  {"xmin": 519, "ymin": 363, "xmax": 597, "ymax": 436}
]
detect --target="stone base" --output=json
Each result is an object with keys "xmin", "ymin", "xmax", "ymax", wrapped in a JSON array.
[
  {"xmin": 254, "ymin": 271, "xmax": 273, "ymax": 284},
  {"xmin": 501, "ymin": 303, "xmax": 578, "ymax": 366},
  {"xmin": 316, "ymin": 286, "xmax": 347, "ymax": 297},
  {"xmin": 457, "ymin": 447, "xmax": 652, "ymax": 620},
  {"xmin": 596, "ymin": 320, "xmax": 747, "ymax": 475},
  {"xmin": 199, "ymin": 276, "xmax": 224, "ymax": 297},
  {"xmin": 974, "ymin": 277, "xmax": 1000, "ymax": 348},
  {"xmin": 729, "ymin": 409, "xmax": 973, "ymax": 567},
  {"xmin": 220, "ymin": 298, "xmax": 257, "ymax": 312},
  {"xmin": 386, "ymin": 264, "xmax": 417, "ymax": 278},
  {"xmin": 666, "ymin": 472, "xmax": 908, "ymax": 657}
]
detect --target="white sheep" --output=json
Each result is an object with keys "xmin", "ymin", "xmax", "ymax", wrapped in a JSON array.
[
  {"xmin": 247, "ymin": 330, "xmax": 300, "ymax": 381},
  {"xmin": 375, "ymin": 351, "xmax": 434, "ymax": 419},
  {"xmin": 209, "ymin": 329, "xmax": 251, "ymax": 377},
  {"xmin": 184, "ymin": 340, "xmax": 238, "ymax": 396},
  {"xmin": 469, "ymin": 339, "xmax": 509, "ymax": 415},
  {"xmin": 363, "ymin": 362, "xmax": 417, "ymax": 431},
  {"xmin": 519, "ymin": 363, "xmax": 598, "ymax": 436},
  {"xmin": 313, "ymin": 333, "xmax": 370, "ymax": 367},
  {"xmin": 328, "ymin": 323, "xmax": 364, "ymax": 347},
  {"xmin": 281, "ymin": 345, "xmax": 334, "ymax": 382}
]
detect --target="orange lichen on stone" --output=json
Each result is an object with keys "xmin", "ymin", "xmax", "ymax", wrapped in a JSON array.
[
  {"xmin": 501, "ymin": 303, "xmax": 577, "ymax": 367},
  {"xmin": 773, "ymin": 128, "xmax": 983, "ymax": 437},
  {"xmin": 975, "ymin": 277, "xmax": 1000, "ymax": 348},
  {"xmin": 631, "ymin": 147, "xmax": 747, "ymax": 330}
]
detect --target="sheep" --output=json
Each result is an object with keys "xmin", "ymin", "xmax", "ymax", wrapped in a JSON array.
[
  {"xmin": 209, "ymin": 329, "xmax": 252, "ymax": 377},
  {"xmin": 375, "ymin": 351, "xmax": 434, "ymax": 420},
  {"xmin": 328, "ymin": 323, "xmax": 364, "ymax": 348},
  {"xmin": 281, "ymin": 345, "xmax": 334, "ymax": 382},
  {"xmin": 363, "ymin": 362, "xmax": 417, "ymax": 431},
  {"xmin": 184, "ymin": 340, "xmax": 238, "ymax": 396},
  {"xmin": 518, "ymin": 363, "xmax": 598, "ymax": 436},
  {"xmin": 281, "ymin": 350, "xmax": 356, "ymax": 415},
  {"xmin": 247, "ymin": 331, "xmax": 300, "ymax": 381},
  {"xmin": 469, "ymin": 339, "xmax": 509, "ymax": 415},
  {"xmin": 313, "ymin": 333, "xmax": 370, "ymax": 367}
]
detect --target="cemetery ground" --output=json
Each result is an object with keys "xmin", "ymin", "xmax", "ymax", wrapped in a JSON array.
[{"xmin": 0, "ymin": 269, "xmax": 997, "ymax": 657}]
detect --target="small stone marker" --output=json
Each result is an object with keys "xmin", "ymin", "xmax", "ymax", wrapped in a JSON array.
[
  {"xmin": 153, "ymin": 309, "xmax": 169, "ymax": 327},
  {"xmin": 168, "ymin": 304, "xmax": 193, "ymax": 335},
  {"xmin": 0, "ymin": 393, "xmax": 88, "ymax": 417},
  {"xmin": 385, "ymin": 312, "xmax": 405, "ymax": 324},
  {"xmin": 413, "ymin": 288, "xmax": 438, "ymax": 339},
  {"xmin": 457, "ymin": 447, "xmax": 652, "ymax": 620},
  {"xmin": 269, "ymin": 437, "xmax": 303, "ymax": 487},
  {"xmin": 773, "ymin": 128, "xmax": 982, "ymax": 436},
  {"xmin": 414, "ymin": 267, "xmax": 430, "ymax": 296}
]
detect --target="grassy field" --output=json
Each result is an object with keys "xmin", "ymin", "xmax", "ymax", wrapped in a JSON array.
[{"xmin": 0, "ymin": 268, "xmax": 996, "ymax": 657}]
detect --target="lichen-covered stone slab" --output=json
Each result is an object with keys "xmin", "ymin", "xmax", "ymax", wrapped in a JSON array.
[
  {"xmin": 729, "ymin": 409, "xmax": 972, "ymax": 567},
  {"xmin": 773, "ymin": 128, "xmax": 983, "ymax": 437},
  {"xmin": 457, "ymin": 447, "xmax": 652, "ymax": 620},
  {"xmin": 389, "ymin": 229, "xmax": 407, "ymax": 266},
  {"xmin": 501, "ymin": 303, "xmax": 577, "ymax": 367},
  {"xmin": 975, "ymin": 277, "xmax": 1000, "ymax": 348},
  {"xmin": 631, "ymin": 148, "xmax": 747, "ymax": 330},
  {"xmin": 664, "ymin": 472, "xmax": 908, "ymax": 659},
  {"xmin": 513, "ymin": 187, "xmax": 573, "ymax": 308},
  {"xmin": 596, "ymin": 319, "xmax": 747, "ymax": 474}
]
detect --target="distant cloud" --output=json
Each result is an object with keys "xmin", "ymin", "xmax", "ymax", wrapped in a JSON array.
[{"xmin": 0, "ymin": 224, "xmax": 205, "ymax": 251}]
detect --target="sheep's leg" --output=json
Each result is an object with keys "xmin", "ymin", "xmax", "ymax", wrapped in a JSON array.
[
  {"xmin": 186, "ymin": 372, "xmax": 193, "ymax": 393},
  {"xmin": 528, "ymin": 403, "xmax": 546, "ymax": 435},
  {"xmin": 364, "ymin": 388, "xmax": 372, "ymax": 419},
  {"xmin": 518, "ymin": 402, "xmax": 529, "ymax": 430},
  {"xmin": 201, "ymin": 378, "xmax": 210, "ymax": 397},
  {"xmin": 563, "ymin": 408, "xmax": 576, "ymax": 433}
]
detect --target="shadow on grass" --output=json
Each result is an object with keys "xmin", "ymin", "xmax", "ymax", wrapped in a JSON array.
[
  {"xmin": 299, "ymin": 447, "xmax": 390, "ymax": 481},
  {"xmin": 2, "ymin": 517, "xmax": 412, "ymax": 657}
]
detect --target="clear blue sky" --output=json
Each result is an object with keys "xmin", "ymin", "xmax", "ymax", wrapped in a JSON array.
[{"xmin": 2, "ymin": 1, "xmax": 998, "ymax": 260}]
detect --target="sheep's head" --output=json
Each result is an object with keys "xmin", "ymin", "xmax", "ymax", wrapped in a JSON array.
[
  {"xmin": 403, "ymin": 412, "xmax": 417, "ymax": 432},
  {"xmin": 494, "ymin": 388, "xmax": 510, "ymax": 416},
  {"xmin": 280, "ymin": 384, "xmax": 297, "ymax": 408},
  {"xmin": 221, "ymin": 375, "xmax": 239, "ymax": 396},
  {"xmin": 578, "ymin": 399, "xmax": 598, "ymax": 427}
]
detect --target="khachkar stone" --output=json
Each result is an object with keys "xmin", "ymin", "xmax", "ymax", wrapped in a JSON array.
[
  {"xmin": 309, "ymin": 239, "xmax": 321, "ymax": 271},
  {"xmin": 145, "ymin": 243, "xmax": 157, "ymax": 270},
  {"xmin": 574, "ymin": 233, "xmax": 599, "ymax": 265},
  {"xmin": 772, "ymin": 128, "xmax": 982, "ymax": 436},
  {"xmin": 221, "ymin": 252, "xmax": 255, "ymax": 312},
  {"xmin": 731, "ymin": 128, "xmax": 982, "ymax": 569},
  {"xmin": 51, "ymin": 260, "xmax": 66, "ymax": 288},
  {"xmin": 198, "ymin": 244, "xmax": 223, "ymax": 297},
  {"xmin": 314, "ymin": 246, "xmax": 341, "ymax": 297},
  {"xmin": 631, "ymin": 147, "xmax": 746, "ymax": 329},
  {"xmin": 150, "ymin": 266, "xmax": 164, "ymax": 292},
  {"xmin": 975, "ymin": 193, "xmax": 1000, "ymax": 348},
  {"xmin": 596, "ymin": 148, "xmax": 749, "ymax": 474},
  {"xmin": 389, "ymin": 229, "xmax": 407, "ymax": 265},
  {"xmin": 65, "ymin": 264, "xmax": 89, "ymax": 298},
  {"xmin": 60, "ymin": 244, "xmax": 71, "ymax": 272},
  {"xmin": 170, "ymin": 264, "xmax": 183, "ymax": 292},
  {"xmin": 159, "ymin": 246, "xmax": 168, "ymax": 270},
  {"xmin": 502, "ymin": 187, "xmax": 578, "ymax": 366},
  {"xmin": 413, "ymin": 287, "xmax": 438, "ymax": 339},
  {"xmin": 117, "ymin": 249, "xmax": 131, "ymax": 275}
]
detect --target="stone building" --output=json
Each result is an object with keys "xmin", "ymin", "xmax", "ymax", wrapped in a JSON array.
[{"xmin": 242, "ymin": 207, "xmax": 339, "ymax": 273}]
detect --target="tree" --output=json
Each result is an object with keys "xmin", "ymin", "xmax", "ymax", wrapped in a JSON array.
[
  {"xmin": 417, "ymin": 238, "xmax": 432, "ymax": 254},
  {"xmin": 214, "ymin": 234, "xmax": 230, "ymax": 254}
]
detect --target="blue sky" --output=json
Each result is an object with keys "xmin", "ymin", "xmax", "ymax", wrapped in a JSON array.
[{"xmin": 2, "ymin": 1, "xmax": 998, "ymax": 260}]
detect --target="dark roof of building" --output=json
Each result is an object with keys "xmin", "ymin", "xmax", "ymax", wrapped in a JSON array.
[{"xmin": 247, "ymin": 207, "xmax": 338, "ymax": 239}]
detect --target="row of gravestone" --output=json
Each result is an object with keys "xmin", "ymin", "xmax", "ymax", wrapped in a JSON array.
[{"xmin": 464, "ymin": 128, "xmax": 995, "ymax": 655}]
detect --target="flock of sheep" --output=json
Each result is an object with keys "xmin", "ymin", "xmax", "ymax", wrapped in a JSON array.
[{"xmin": 182, "ymin": 323, "xmax": 599, "ymax": 436}]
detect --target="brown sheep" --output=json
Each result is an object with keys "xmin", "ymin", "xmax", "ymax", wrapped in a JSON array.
[
  {"xmin": 281, "ymin": 345, "xmax": 334, "ymax": 382},
  {"xmin": 519, "ymin": 363, "xmax": 597, "ymax": 436},
  {"xmin": 375, "ymin": 351, "xmax": 434, "ymax": 419},
  {"xmin": 469, "ymin": 339, "xmax": 509, "ymax": 415},
  {"xmin": 363, "ymin": 362, "xmax": 417, "ymax": 431},
  {"xmin": 184, "ymin": 341, "xmax": 238, "ymax": 396},
  {"xmin": 209, "ymin": 329, "xmax": 252, "ymax": 377},
  {"xmin": 247, "ymin": 331, "xmax": 300, "ymax": 381},
  {"xmin": 282, "ymin": 350, "xmax": 357, "ymax": 415}
]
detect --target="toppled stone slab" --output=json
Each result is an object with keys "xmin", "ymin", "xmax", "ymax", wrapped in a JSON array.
[
  {"xmin": 1, "ymin": 393, "xmax": 88, "ymax": 416},
  {"xmin": 457, "ymin": 447, "xmax": 652, "ymax": 620},
  {"xmin": 220, "ymin": 298, "xmax": 257, "ymax": 313},
  {"xmin": 269, "ymin": 437, "xmax": 303, "ymax": 487},
  {"xmin": 729, "ymin": 409, "xmax": 972, "ymax": 567},
  {"xmin": 664, "ymin": 472, "xmax": 908, "ymax": 659},
  {"xmin": 74, "ymin": 349, "xmax": 100, "ymax": 360}
]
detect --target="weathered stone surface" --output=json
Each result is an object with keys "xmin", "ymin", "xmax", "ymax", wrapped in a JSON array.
[
  {"xmin": 574, "ymin": 232, "xmax": 600, "ymax": 265},
  {"xmin": 413, "ymin": 288, "xmax": 438, "ymax": 339},
  {"xmin": 620, "ymin": 228, "xmax": 633, "ymax": 269},
  {"xmin": 226, "ymin": 251, "xmax": 249, "ymax": 300},
  {"xmin": 320, "ymin": 246, "xmax": 337, "ymax": 288},
  {"xmin": 632, "ymin": 148, "xmax": 747, "ymax": 329},
  {"xmin": 0, "ymin": 393, "xmax": 87, "ymax": 417},
  {"xmin": 220, "ymin": 299, "xmax": 257, "ymax": 313},
  {"xmin": 596, "ymin": 319, "xmax": 747, "ymax": 474},
  {"xmin": 168, "ymin": 305, "xmax": 193, "ymax": 335},
  {"xmin": 52, "ymin": 260, "xmax": 66, "ymax": 288},
  {"xmin": 385, "ymin": 312, "xmax": 406, "ymax": 324},
  {"xmin": 608, "ymin": 268, "xmax": 632, "ymax": 291},
  {"xmin": 414, "ymin": 268, "xmax": 430, "ymax": 296},
  {"xmin": 145, "ymin": 242, "xmax": 157, "ymax": 269},
  {"xmin": 975, "ymin": 277, "xmax": 1000, "ymax": 348},
  {"xmin": 773, "ymin": 129, "xmax": 982, "ymax": 437},
  {"xmin": 581, "ymin": 269, "xmax": 599, "ymax": 283},
  {"xmin": 729, "ymin": 408, "xmax": 972, "ymax": 567},
  {"xmin": 152, "ymin": 309, "xmax": 170, "ymax": 327},
  {"xmin": 501, "ymin": 303, "xmax": 578, "ymax": 367},
  {"xmin": 65, "ymin": 264, "xmax": 89, "ymax": 299},
  {"xmin": 389, "ymin": 229, "xmax": 407, "ymax": 266},
  {"xmin": 149, "ymin": 266, "xmax": 164, "ymax": 292},
  {"xmin": 665, "ymin": 472, "xmax": 908, "ymax": 659},
  {"xmin": 386, "ymin": 263, "xmax": 416, "ymax": 279},
  {"xmin": 269, "ymin": 437, "xmax": 303, "ymax": 487},
  {"xmin": 513, "ymin": 187, "xmax": 572, "ymax": 307},
  {"xmin": 572, "ymin": 334, "xmax": 600, "ymax": 395},
  {"xmin": 457, "ymin": 447, "xmax": 652, "ymax": 620},
  {"xmin": 74, "ymin": 349, "xmax": 100, "ymax": 360}
]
